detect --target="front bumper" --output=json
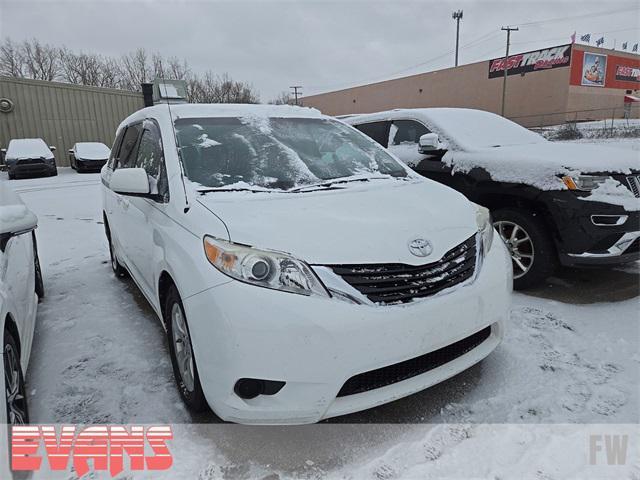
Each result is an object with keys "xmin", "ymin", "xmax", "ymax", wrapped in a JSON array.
[
  {"xmin": 182, "ymin": 239, "xmax": 511, "ymax": 424},
  {"xmin": 545, "ymin": 192, "xmax": 640, "ymax": 266},
  {"xmin": 77, "ymin": 159, "xmax": 107, "ymax": 170},
  {"xmin": 8, "ymin": 161, "xmax": 56, "ymax": 177}
]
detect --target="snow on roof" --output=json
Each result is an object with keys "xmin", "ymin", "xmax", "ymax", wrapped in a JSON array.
[
  {"xmin": 75, "ymin": 142, "xmax": 110, "ymax": 159},
  {"xmin": 119, "ymin": 103, "xmax": 325, "ymax": 131},
  {"xmin": 6, "ymin": 138, "xmax": 54, "ymax": 160}
]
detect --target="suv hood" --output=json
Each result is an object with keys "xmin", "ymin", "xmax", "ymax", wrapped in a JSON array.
[
  {"xmin": 446, "ymin": 141, "xmax": 639, "ymax": 191},
  {"xmin": 197, "ymin": 179, "xmax": 478, "ymax": 265}
]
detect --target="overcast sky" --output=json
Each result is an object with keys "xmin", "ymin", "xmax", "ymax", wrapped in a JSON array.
[{"xmin": 1, "ymin": 0, "xmax": 638, "ymax": 101}]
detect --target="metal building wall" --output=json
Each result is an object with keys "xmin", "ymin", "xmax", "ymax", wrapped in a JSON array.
[{"xmin": 0, "ymin": 76, "xmax": 144, "ymax": 166}]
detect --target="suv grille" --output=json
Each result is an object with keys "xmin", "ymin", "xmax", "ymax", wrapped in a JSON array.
[
  {"xmin": 337, "ymin": 326, "xmax": 491, "ymax": 397},
  {"xmin": 626, "ymin": 175, "xmax": 640, "ymax": 198},
  {"xmin": 329, "ymin": 235, "xmax": 477, "ymax": 304}
]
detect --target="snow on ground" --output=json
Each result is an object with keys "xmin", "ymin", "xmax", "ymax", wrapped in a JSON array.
[{"xmin": 2, "ymin": 165, "xmax": 638, "ymax": 478}]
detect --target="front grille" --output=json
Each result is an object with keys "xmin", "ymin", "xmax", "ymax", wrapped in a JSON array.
[
  {"xmin": 626, "ymin": 175, "xmax": 640, "ymax": 198},
  {"xmin": 17, "ymin": 158, "xmax": 45, "ymax": 165},
  {"xmin": 337, "ymin": 326, "xmax": 492, "ymax": 397},
  {"xmin": 330, "ymin": 235, "xmax": 477, "ymax": 304}
]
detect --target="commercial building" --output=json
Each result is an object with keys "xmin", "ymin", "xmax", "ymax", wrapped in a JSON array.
[
  {"xmin": 0, "ymin": 76, "xmax": 144, "ymax": 167},
  {"xmin": 302, "ymin": 44, "xmax": 640, "ymax": 127}
]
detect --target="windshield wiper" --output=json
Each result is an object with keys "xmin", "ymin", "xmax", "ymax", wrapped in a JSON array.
[
  {"xmin": 288, "ymin": 176, "xmax": 391, "ymax": 193},
  {"xmin": 197, "ymin": 187, "xmax": 269, "ymax": 194}
]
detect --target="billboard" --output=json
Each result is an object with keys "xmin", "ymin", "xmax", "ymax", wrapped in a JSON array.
[
  {"xmin": 581, "ymin": 53, "xmax": 607, "ymax": 86},
  {"xmin": 615, "ymin": 65, "xmax": 640, "ymax": 83},
  {"xmin": 488, "ymin": 44, "xmax": 572, "ymax": 78}
]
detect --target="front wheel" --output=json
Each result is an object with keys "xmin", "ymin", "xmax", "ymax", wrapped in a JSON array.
[
  {"xmin": 493, "ymin": 208, "xmax": 558, "ymax": 290},
  {"xmin": 4, "ymin": 331, "xmax": 29, "ymax": 425},
  {"xmin": 165, "ymin": 285, "xmax": 208, "ymax": 412}
]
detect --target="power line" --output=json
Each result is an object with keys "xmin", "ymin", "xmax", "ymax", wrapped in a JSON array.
[{"xmin": 516, "ymin": 6, "xmax": 638, "ymax": 27}]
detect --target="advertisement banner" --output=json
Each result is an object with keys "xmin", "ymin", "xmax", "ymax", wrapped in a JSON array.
[
  {"xmin": 581, "ymin": 52, "xmax": 607, "ymax": 86},
  {"xmin": 615, "ymin": 65, "xmax": 640, "ymax": 83},
  {"xmin": 488, "ymin": 44, "xmax": 572, "ymax": 78}
]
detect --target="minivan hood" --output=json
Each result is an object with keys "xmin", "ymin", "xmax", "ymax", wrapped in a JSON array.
[
  {"xmin": 197, "ymin": 179, "xmax": 478, "ymax": 265},
  {"xmin": 447, "ymin": 141, "xmax": 639, "ymax": 191}
]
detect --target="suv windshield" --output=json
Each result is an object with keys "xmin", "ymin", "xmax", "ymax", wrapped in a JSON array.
[{"xmin": 174, "ymin": 117, "xmax": 407, "ymax": 190}]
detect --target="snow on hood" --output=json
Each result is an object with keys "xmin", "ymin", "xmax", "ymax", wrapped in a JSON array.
[
  {"xmin": 0, "ymin": 182, "xmax": 38, "ymax": 235},
  {"xmin": 444, "ymin": 141, "xmax": 640, "ymax": 192},
  {"xmin": 6, "ymin": 138, "xmax": 54, "ymax": 160},
  {"xmin": 196, "ymin": 179, "xmax": 478, "ymax": 265},
  {"xmin": 75, "ymin": 142, "xmax": 110, "ymax": 160}
]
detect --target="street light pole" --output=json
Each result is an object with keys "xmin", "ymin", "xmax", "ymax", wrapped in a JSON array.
[
  {"xmin": 500, "ymin": 26, "xmax": 518, "ymax": 117},
  {"xmin": 452, "ymin": 10, "xmax": 463, "ymax": 67}
]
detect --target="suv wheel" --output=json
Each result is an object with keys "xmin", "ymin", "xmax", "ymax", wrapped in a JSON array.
[
  {"xmin": 4, "ymin": 331, "xmax": 29, "ymax": 425},
  {"xmin": 107, "ymin": 232, "xmax": 126, "ymax": 277},
  {"xmin": 165, "ymin": 285, "xmax": 207, "ymax": 412},
  {"xmin": 493, "ymin": 208, "xmax": 557, "ymax": 289}
]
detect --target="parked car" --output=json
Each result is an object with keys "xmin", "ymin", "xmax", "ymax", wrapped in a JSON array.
[
  {"xmin": 69, "ymin": 142, "xmax": 110, "ymax": 172},
  {"xmin": 101, "ymin": 104, "xmax": 511, "ymax": 424},
  {"xmin": 3, "ymin": 139, "xmax": 57, "ymax": 179},
  {"xmin": 343, "ymin": 108, "xmax": 640, "ymax": 289},
  {"xmin": 0, "ymin": 182, "xmax": 43, "ymax": 433}
]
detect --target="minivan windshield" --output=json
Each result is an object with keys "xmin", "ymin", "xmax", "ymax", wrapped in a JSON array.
[{"xmin": 174, "ymin": 117, "xmax": 408, "ymax": 190}]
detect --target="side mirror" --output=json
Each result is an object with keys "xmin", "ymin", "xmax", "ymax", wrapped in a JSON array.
[
  {"xmin": 1, "ymin": 149, "xmax": 6, "ymax": 154},
  {"xmin": 49, "ymin": 146, "xmax": 56, "ymax": 152},
  {"xmin": 0, "ymin": 205, "xmax": 38, "ymax": 251},
  {"xmin": 419, "ymin": 133, "xmax": 440, "ymax": 153},
  {"xmin": 110, "ymin": 168, "xmax": 150, "ymax": 196},
  {"xmin": 68, "ymin": 149, "xmax": 74, "ymax": 155}
]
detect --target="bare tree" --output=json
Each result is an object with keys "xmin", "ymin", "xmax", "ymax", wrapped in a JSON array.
[
  {"xmin": 20, "ymin": 38, "xmax": 59, "ymax": 80},
  {"xmin": 269, "ymin": 91, "xmax": 294, "ymax": 105},
  {"xmin": 119, "ymin": 48, "xmax": 152, "ymax": 91},
  {"xmin": 0, "ymin": 38, "xmax": 25, "ymax": 77}
]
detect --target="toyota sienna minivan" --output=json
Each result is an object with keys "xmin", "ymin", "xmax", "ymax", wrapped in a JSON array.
[{"xmin": 101, "ymin": 104, "xmax": 511, "ymax": 424}]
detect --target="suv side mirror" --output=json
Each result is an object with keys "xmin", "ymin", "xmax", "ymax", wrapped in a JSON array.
[
  {"xmin": 68, "ymin": 149, "xmax": 74, "ymax": 155},
  {"xmin": 110, "ymin": 168, "xmax": 150, "ymax": 196},
  {"xmin": 49, "ymin": 146, "xmax": 56, "ymax": 152},
  {"xmin": 418, "ymin": 133, "xmax": 440, "ymax": 153}
]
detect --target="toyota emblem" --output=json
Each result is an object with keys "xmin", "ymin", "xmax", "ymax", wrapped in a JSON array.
[{"xmin": 408, "ymin": 238, "xmax": 433, "ymax": 257}]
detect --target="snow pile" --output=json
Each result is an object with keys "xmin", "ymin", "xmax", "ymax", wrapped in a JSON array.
[
  {"xmin": 6, "ymin": 138, "xmax": 54, "ymax": 160},
  {"xmin": 580, "ymin": 177, "xmax": 640, "ymax": 211}
]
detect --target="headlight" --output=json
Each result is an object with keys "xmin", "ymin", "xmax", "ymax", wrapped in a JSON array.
[
  {"xmin": 203, "ymin": 236, "xmax": 329, "ymax": 297},
  {"xmin": 562, "ymin": 175, "xmax": 612, "ymax": 191},
  {"xmin": 475, "ymin": 205, "xmax": 494, "ymax": 256}
]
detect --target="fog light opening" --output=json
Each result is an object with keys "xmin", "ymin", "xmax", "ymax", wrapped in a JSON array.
[{"xmin": 234, "ymin": 378, "xmax": 285, "ymax": 399}]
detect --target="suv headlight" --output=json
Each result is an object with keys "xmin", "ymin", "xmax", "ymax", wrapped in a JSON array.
[
  {"xmin": 203, "ymin": 236, "xmax": 329, "ymax": 297},
  {"xmin": 476, "ymin": 205, "xmax": 494, "ymax": 256},
  {"xmin": 562, "ymin": 175, "xmax": 612, "ymax": 191}
]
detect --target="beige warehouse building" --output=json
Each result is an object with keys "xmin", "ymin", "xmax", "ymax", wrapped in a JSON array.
[
  {"xmin": 303, "ymin": 44, "xmax": 640, "ymax": 127},
  {"xmin": 0, "ymin": 77, "xmax": 144, "ymax": 167}
]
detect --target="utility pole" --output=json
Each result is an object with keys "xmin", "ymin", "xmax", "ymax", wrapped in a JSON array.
[
  {"xmin": 500, "ymin": 26, "xmax": 518, "ymax": 117},
  {"xmin": 452, "ymin": 10, "xmax": 463, "ymax": 67},
  {"xmin": 290, "ymin": 86, "xmax": 302, "ymax": 106}
]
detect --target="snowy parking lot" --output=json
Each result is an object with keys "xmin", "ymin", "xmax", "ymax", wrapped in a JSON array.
[{"xmin": 4, "ymin": 138, "xmax": 639, "ymax": 477}]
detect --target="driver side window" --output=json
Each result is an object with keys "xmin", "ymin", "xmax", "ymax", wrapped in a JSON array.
[
  {"xmin": 389, "ymin": 120, "xmax": 431, "ymax": 146},
  {"xmin": 133, "ymin": 121, "xmax": 169, "ymax": 201}
]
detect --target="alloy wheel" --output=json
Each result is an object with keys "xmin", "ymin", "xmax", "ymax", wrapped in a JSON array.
[
  {"xmin": 494, "ymin": 220, "xmax": 535, "ymax": 279},
  {"xmin": 171, "ymin": 303, "xmax": 195, "ymax": 393},
  {"xmin": 4, "ymin": 342, "xmax": 28, "ymax": 425}
]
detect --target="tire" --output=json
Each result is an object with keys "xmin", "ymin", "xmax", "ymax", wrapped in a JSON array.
[
  {"xmin": 4, "ymin": 330, "xmax": 29, "ymax": 425},
  {"xmin": 165, "ymin": 285, "xmax": 208, "ymax": 412},
  {"xmin": 493, "ymin": 208, "xmax": 558, "ymax": 290},
  {"xmin": 33, "ymin": 234, "xmax": 45, "ymax": 299},
  {"xmin": 107, "ymin": 230, "xmax": 126, "ymax": 277}
]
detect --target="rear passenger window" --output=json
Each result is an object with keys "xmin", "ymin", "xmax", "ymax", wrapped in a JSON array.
[
  {"xmin": 354, "ymin": 121, "xmax": 391, "ymax": 148},
  {"xmin": 389, "ymin": 120, "xmax": 430, "ymax": 145},
  {"xmin": 117, "ymin": 124, "xmax": 143, "ymax": 169}
]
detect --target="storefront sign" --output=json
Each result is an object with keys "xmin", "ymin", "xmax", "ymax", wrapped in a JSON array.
[
  {"xmin": 488, "ymin": 44, "xmax": 572, "ymax": 78},
  {"xmin": 615, "ymin": 65, "xmax": 640, "ymax": 83}
]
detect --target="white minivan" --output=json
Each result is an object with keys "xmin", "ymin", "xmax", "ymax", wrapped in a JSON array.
[{"xmin": 101, "ymin": 104, "xmax": 511, "ymax": 424}]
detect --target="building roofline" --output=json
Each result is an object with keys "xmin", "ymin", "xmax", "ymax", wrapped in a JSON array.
[{"xmin": 0, "ymin": 75, "xmax": 143, "ymax": 98}]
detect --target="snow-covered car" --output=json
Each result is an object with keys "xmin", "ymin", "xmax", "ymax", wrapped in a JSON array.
[
  {"xmin": 69, "ymin": 142, "xmax": 110, "ymax": 172},
  {"xmin": 101, "ymin": 104, "xmax": 511, "ymax": 424},
  {"xmin": 0, "ymin": 182, "xmax": 43, "ymax": 433},
  {"xmin": 2, "ymin": 138, "xmax": 57, "ymax": 179},
  {"xmin": 344, "ymin": 109, "xmax": 640, "ymax": 289}
]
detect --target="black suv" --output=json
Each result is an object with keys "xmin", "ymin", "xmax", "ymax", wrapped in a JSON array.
[{"xmin": 344, "ymin": 108, "xmax": 639, "ymax": 289}]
